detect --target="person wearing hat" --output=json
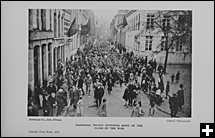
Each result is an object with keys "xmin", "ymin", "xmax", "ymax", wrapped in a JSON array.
[
  {"xmin": 47, "ymin": 81, "xmax": 57, "ymax": 95},
  {"xmin": 165, "ymin": 81, "xmax": 170, "ymax": 99},
  {"xmin": 177, "ymin": 84, "xmax": 184, "ymax": 109},
  {"xmin": 168, "ymin": 93, "xmax": 179, "ymax": 117},
  {"xmin": 107, "ymin": 75, "xmax": 112, "ymax": 94},
  {"xmin": 42, "ymin": 90, "xmax": 51, "ymax": 116},
  {"xmin": 97, "ymin": 83, "xmax": 105, "ymax": 107},
  {"xmin": 48, "ymin": 92, "xmax": 57, "ymax": 116},
  {"xmin": 77, "ymin": 75, "xmax": 85, "ymax": 96},
  {"xmin": 76, "ymin": 96, "xmax": 84, "ymax": 117},
  {"xmin": 85, "ymin": 74, "xmax": 92, "ymax": 97},
  {"xmin": 148, "ymin": 91, "xmax": 157, "ymax": 116}
]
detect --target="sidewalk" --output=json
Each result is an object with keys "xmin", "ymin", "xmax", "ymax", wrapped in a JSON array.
[{"xmin": 148, "ymin": 64, "xmax": 192, "ymax": 117}]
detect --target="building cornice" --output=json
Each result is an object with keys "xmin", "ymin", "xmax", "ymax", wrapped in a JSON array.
[{"xmin": 126, "ymin": 10, "xmax": 137, "ymax": 18}]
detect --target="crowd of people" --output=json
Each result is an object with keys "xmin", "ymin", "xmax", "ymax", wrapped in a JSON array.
[{"xmin": 28, "ymin": 38, "xmax": 185, "ymax": 118}]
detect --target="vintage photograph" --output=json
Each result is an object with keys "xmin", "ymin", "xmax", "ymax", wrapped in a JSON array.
[{"xmin": 28, "ymin": 9, "xmax": 192, "ymax": 118}]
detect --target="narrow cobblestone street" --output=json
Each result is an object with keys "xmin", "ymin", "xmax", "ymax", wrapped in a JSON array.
[{"xmin": 65, "ymin": 64, "xmax": 191, "ymax": 117}]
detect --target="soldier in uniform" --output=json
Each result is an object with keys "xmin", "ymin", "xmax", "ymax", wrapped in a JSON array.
[
  {"xmin": 168, "ymin": 93, "xmax": 179, "ymax": 117},
  {"xmin": 177, "ymin": 84, "xmax": 184, "ymax": 109}
]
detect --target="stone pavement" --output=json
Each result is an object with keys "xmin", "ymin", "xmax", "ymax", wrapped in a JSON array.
[
  {"xmin": 64, "ymin": 65, "xmax": 191, "ymax": 118},
  {"xmin": 152, "ymin": 64, "xmax": 192, "ymax": 117}
]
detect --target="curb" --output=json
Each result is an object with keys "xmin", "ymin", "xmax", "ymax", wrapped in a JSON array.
[{"xmin": 156, "ymin": 106, "xmax": 180, "ymax": 117}]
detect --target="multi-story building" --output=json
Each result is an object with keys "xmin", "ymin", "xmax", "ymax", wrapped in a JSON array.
[
  {"xmin": 82, "ymin": 9, "xmax": 96, "ymax": 41},
  {"xmin": 124, "ymin": 10, "xmax": 192, "ymax": 64},
  {"xmin": 115, "ymin": 10, "xmax": 129, "ymax": 48},
  {"xmin": 28, "ymin": 9, "xmax": 91, "ymax": 92}
]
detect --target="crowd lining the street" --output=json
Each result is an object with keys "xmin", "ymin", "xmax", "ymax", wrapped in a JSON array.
[{"xmin": 28, "ymin": 38, "xmax": 184, "ymax": 118}]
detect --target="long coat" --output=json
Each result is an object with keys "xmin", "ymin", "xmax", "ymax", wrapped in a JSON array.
[
  {"xmin": 169, "ymin": 96, "xmax": 178, "ymax": 110},
  {"xmin": 122, "ymin": 88, "xmax": 129, "ymax": 101},
  {"xmin": 97, "ymin": 87, "xmax": 105, "ymax": 99},
  {"xmin": 177, "ymin": 89, "xmax": 184, "ymax": 107}
]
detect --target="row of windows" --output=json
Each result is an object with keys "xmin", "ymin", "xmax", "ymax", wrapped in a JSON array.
[
  {"xmin": 34, "ymin": 9, "xmax": 80, "ymax": 38},
  {"xmin": 36, "ymin": 9, "xmax": 52, "ymax": 31},
  {"xmin": 34, "ymin": 44, "xmax": 67, "ymax": 85},
  {"xmin": 145, "ymin": 14, "xmax": 187, "ymax": 31},
  {"xmin": 133, "ymin": 36, "xmax": 184, "ymax": 52},
  {"xmin": 128, "ymin": 14, "xmax": 140, "ymax": 31}
]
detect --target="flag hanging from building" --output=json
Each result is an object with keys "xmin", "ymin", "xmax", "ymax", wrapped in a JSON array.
[
  {"xmin": 67, "ymin": 17, "xmax": 77, "ymax": 37},
  {"xmin": 81, "ymin": 19, "xmax": 90, "ymax": 35},
  {"xmin": 122, "ymin": 15, "xmax": 128, "ymax": 28},
  {"xmin": 110, "ymin": 19, "xmax": 118, "ymax": 37}
]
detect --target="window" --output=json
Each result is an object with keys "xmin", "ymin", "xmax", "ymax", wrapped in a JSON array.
[
  {"xmin": 134, "ymin": 17, "xmax": 136, "ymax": 30},
  {"xmin": 176, "ymin": 38, "xmax": 183, "ymax": 52},
  {"xmin": 61, "ymin": 46, "xmax": 63, "ymax": 63},
  {"xmin": 48, "ymin": 44, "xmax": 52, "ymax": 75},
  {"xmin": 145, "ymin": 36, "xmax": 153, "ymax": 51},
  {"xmin": 146, "ymin": 14, "xmax": 154, "ymax": 29},
  {"xmin": 50, "ymin": 9, "xmax": 52, "ymax": 31},
  {"xmin": 61, "ymin": 17, "xmax": 63, "ymax": 37},
  {"xmin": 132, "ymin": 18, "xmax": 134, "ymax": 30},
  {"xmin": 34, "ymin": 46, "xmax": 39, "ymax": 86},
  {"xmin": 136, "ymin": 15, "xmax": 138, "ymax": 30},
  {"xmin": 36, "ymin": 9, "xmax": 40, "ymax": 29},
  {"xmin": 41, "ymin": 9, "xmax": 46, "ymax": 31},
  {"xmin": 58, "ymin": 14, "xmax": 60, "ymax": 37},
  {"xmin": 161, "ymin": 36, "xmax": 167, "ymax": 51},
  {"xmin": 162, "ymin": 15, "xmax": 170, "ymax": 30},
  {"xmin": 178, "ymin": 15, "xmax": 187, "ymax": 31},
  {"xmin": 54, "ymin": 13, "xmax": 57, "ymax": 37},
  {"xmin": 53, "ymin": 48, "xmax": 56, "ymax": 72},
  {"xmin": 138, "ymin": 14, "xmax": 140, "ymax": 30}
]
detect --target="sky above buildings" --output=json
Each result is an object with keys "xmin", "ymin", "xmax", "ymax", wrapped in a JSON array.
[{"xmin": 92, "ymin": 10, "xmax": 118, "ymax": 22}]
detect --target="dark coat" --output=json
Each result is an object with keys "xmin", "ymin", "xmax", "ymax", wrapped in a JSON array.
[
  {"xmin": 107, "ymin": 80, "xmax": 112, "ymax": 91},
  {"xmin": 122, "ymin": 88, "xmax": 129, "ymax": 101},
  {"xmin": 177, "ymin": 89, "xmax": 184, "ymax": 106},
  {"xmin": 94, "ymin": 87, "xmax": 99, "ymax": 99},
  {"xmin": 47, "ymin": 85, "xmax": 57, "ymax": 95},
  {"xmin": 56, "ymin": 92, "xmax": 67, "ymax": 107},
  {"xmin": 176, "ymin": 73, "xmax": 180, "ymax": 80},
  {"xmin": 78, "ymin": 78, "xmax": 84, "ymax": 88},
  {"xmin": 169, "ymin": 96, "xmax": 178, "ymax": 110},
  {"xmin": 97, "ymin": 87, "xmax": 105, "ymax": 99},
  {"xmin": 43, "ymin": 95, "xmax": 51, "ymax": 115}
]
